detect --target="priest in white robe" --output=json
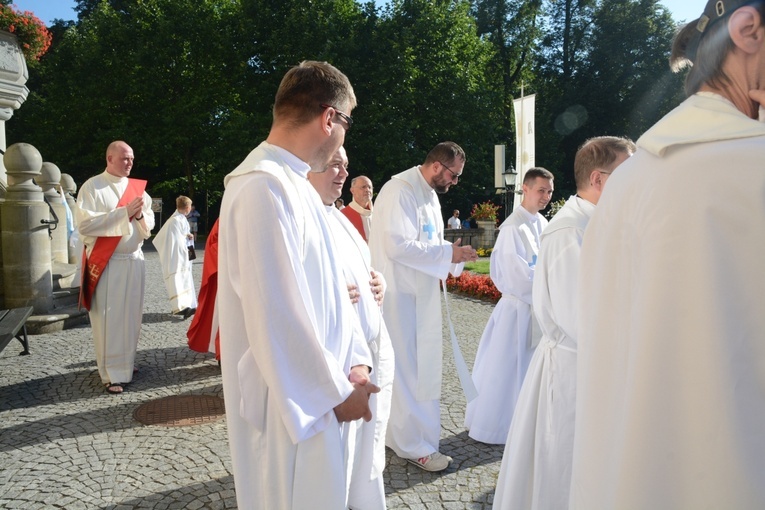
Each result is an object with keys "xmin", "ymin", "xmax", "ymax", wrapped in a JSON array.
[
  {"xmin": 76, "ymin": 141, "xmax": 154, "ymax": 394},
  {"xmin": 493, "ymin": 136, "xmax": 634, "ymax": 510},
  {"xmin": 152, "ymin": 195, "xmax": 197, "ymax": 317},
  {"xmin": 308, "ymin": 146, "xmax": 394, "ymax": 510},
  {"xmin": 217, "ymin": 61, "xmax": 377, "ymax": 510},
  {"xmin": 464, "ymin": 168, "xmax": 554, "ymax": 444},
  {"xmin": 571, "ymin": 7, "xmax": 765, "ymax": 509},
  {"xmin": 369, "ymin": 141, "xmax": 477, "ymax": 472}
]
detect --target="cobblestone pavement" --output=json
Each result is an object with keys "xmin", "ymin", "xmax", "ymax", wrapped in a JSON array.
[{"xmin": 0, "ymin": 247, "xmax": 502, "ymax": 509}]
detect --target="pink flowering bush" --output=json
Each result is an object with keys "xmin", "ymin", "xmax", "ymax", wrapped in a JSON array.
[
  {"xmin": 445, "ymin": 272, "xmax": 500, "ymax": 303},
  {"xmin": 0, "ymin": 5, "xmax": 52, "ymax": 60}
]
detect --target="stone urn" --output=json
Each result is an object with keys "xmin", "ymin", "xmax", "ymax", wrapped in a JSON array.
[
  {"xmin": 476, "ymin": 219, "xmax": 497, "ymax": 249},
  {"xmin": 0, "ymin": 30, "xmax": 29, "ymax": 187}
]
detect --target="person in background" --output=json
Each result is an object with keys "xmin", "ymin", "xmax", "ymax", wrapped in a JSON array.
[
  {"xmin": 341, "ymin": 175, "xmax": 374, "ymax": 241},
  {"xmin": 187, "ymin": 218, "xmax": 220, "ymax": 361},
  {"xmin": 186, "ymin": 204, "xmax": 200, "ymax": 242},
  {"xmin": 308, "ymin": 146, "xmax": 394, "ymax": 510},
  {"xmin": 335, "ymin": 197, "xmax": 345, "ymax": 209},
  {"xmin": 217, "ymin": 60, "xmax": 378, "ymax": 509},
  {"xmin": 571, "ymin": 1, "xmax": 765, "ymax": 507},
  {"xmin": 76, "ymin": 140, "xmax": 154, "ymax": 395},
  {"xmin": 153, "ymin": 195, "xmax": 197, "ymax": 319},
  {"xmin": 464, "ymin": 167, "xmax": 554, "ymax": 444},
  {"xmin": 447, "ymin": 209, "xmax": 461, "ymax": 229},
  {"xmin": 493, "ymin": 136, "xmax": 635, "ymax": 510},
  {"xmin": 369, "ymin": 141, "xmax": 477, "ymax": 472}
]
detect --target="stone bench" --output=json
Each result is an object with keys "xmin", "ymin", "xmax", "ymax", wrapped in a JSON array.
[{"xmin": 0, "ymin": 306, "xmax": 34, "ymax": 356}]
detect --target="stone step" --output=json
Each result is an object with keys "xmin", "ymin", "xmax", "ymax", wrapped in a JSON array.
[
  {"xmin": 52, "ymin": 261, "xmax": 77, "ymax": 291},
  {"xmin": 53, "ymin": 287, "xmax": 79, "ymax": 308},
  {"xmin": 27, "ymin": 304, "xmax": 89, "ymax": 335}
]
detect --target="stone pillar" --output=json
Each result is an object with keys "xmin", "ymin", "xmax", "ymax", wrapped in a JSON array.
[
  {"xmin": 0, "ymin": 31, "xmax": 30, "ymax": 187},
  {"xmin": 1, "ymin": 143, "xmax": 52, "ymax": 312},
  {"xmin": 61, "ymin": 173, "xmax": 79, "ymax": 264},
  {"xmin": 38, "ymin": 162, "xmax": 68, "ymax": 264}
]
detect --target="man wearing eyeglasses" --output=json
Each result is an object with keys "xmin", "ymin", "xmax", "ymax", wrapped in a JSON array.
[
  {"xmin": 217, "ymin": 61, "xmax": 377, "ymax": 509},
  {"xmin": 369, "ymin": 141, "xmax": 478, "ymax": 472},
  {"xmin": 464, "ymin": 167, "xmax": 554, "ymax": 446},
  {"xmin": 308, "ymin": 146, "xmax": 394, "ymax": 510}
]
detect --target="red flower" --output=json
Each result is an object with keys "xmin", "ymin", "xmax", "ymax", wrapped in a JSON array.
[
  {"xmin": 445, "ymin": 272, "xmax": 500, "ymax": 303},
  {"xmin": 0, "ymin": 6, "xmax": 52, "ymax": 61}
]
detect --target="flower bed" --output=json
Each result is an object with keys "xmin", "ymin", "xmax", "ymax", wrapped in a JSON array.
[{"xmin": 446, "ymin": 272, "xmax": 500, "ymax": 303}]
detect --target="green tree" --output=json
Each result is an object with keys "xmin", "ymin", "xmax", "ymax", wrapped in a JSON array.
[
  {"xmin": 532, "ymin": 0, "xmax": 683, "ymax": 197},
  {"xmin": 351, "ymin": 0, "xmax": 499, "ymax": 216},
  {"xmin": 471, "ymin": 0, "xmax": 544, "ymax": 140},
  {"xmin": 11, "ymin": 0, "xmax": 248, "ymax": 226}
]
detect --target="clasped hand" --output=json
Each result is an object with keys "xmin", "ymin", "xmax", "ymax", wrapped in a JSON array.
[
  {"xmin": 126, "ymin": 196, "xmax": 145, "ymax": 218},
  {"xmin": 346, "ymin": 271, "xmax": 386, "ymax": 307},
  {"xmin": 334, "ymin": 365, "xmax": 380, "ymax": 422}
]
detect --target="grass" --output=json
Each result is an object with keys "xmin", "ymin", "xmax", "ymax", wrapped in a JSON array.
[{"xmin": 464, "ymin": 259, "xmax": 490, "ymax": 275}]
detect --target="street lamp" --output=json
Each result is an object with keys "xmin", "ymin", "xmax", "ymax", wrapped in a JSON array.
[{"xmin": 502, "ymin": 165, "xmax": 518, "ymax": 219}]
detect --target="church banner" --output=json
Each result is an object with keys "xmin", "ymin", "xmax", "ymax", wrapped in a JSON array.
[{"xmin": 513, "ymin": 94, "xmax": 536, "ymax": 211}]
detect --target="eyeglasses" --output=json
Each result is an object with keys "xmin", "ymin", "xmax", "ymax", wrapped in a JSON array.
[
  {"xmin": 598, "ymin": 170, "xmax": 612, "ymax": 176},
  {"xmin": 440, "ymin": 161, "xmax": 462, "ymax": 181},
  {"xmin": 320, "ymin": 103, "xmax": 353, "ymax": 130}
]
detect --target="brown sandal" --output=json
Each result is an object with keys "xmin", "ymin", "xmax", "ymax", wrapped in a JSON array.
[{"xmin": 105, "ymin": 383, "xmax": 124, "ymax": 394}]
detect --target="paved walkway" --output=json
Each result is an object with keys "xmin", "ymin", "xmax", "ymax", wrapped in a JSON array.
[{"xmin": 0, "ymin": 246, "xmax": 503, "ymax": 509}]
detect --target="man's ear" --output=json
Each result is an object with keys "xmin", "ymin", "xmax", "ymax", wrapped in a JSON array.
[
  {"xmin": 729, "ymin": 6, "xmax": 764, "ymax": 55},
  {"xmin": 590, "ymin": 169, "xmax": 604, "ymax": 190},
  {"xmin": 320, "ymin": 108, "xmax": 334, "ymax": 135}
]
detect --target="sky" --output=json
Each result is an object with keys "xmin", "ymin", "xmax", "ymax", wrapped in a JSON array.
[{"xmin": 13, "ymin": 0, "xmax": 701, "ymax": 27}]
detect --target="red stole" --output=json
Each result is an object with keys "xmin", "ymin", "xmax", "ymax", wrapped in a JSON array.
[
  {"xmin": 79, "ymin": 178, "xmax": 147, "ymax": 311},
  {"xmin": 341, "ymin": 205, "xmax": 367, "ymax": 242},
  {"xmin": 187, "ymin": 219, "xmax": 221, "ymax": 359}
]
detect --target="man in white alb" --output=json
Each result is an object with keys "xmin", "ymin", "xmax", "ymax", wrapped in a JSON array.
[
  {"xmin": 217, "ymin": 61, "xmax": 378, "ymax": 510},
  {"xmin": 76, "ymin": 140, "xmax": 155, "ymax": 395},
  {"xmin": 369, "ymin": 141, "xmax": 477, "ymax": 472},
  {"xmin": 308, "ymin": 146, "xmax": 394, "ymax": 510},
  {"xmin": 571, "ymin": 2, "xmax": 765, "ymax": 508},
  {"xmin": 153, "ymin": 195, "xmax": 197, "ymax": 318},
  {"xmin": 464, "ymin": 167, "xmax": 554, "ymax": 444},
  {"xmin": 493, "ymin": 136, "xmax": 634, "ymax": 510}
]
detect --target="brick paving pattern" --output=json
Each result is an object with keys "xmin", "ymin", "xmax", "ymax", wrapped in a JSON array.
[{"xmin": 0, "ymin": 246, "xmax": 502, "ymax": 509}]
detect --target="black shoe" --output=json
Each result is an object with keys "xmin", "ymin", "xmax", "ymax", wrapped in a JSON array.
[{"xmin": 182, "ymin": 307, "xmax": 196, "ymax": 319}]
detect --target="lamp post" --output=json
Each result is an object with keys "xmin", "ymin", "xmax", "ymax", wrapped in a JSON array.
[{"xmin": 502, "ymin": 165, "xmax": 518, "ymax": 219}]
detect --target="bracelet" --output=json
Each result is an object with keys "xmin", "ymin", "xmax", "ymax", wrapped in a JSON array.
[{"xmin": 135, "ymin": 214, "xmax": 144, "ymax": 221}]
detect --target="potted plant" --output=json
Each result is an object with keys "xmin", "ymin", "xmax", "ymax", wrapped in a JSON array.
[
  {"xmin": 470, "ymin": 201, "xmax": 500, "ymax": 226},
  {"xmin": 470, "ymin": 201, "xmax": 500, "ymax": 249},
  {"xmin": 0, "ymin": 5, "xmax": 52, "ymax": 61}
]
